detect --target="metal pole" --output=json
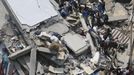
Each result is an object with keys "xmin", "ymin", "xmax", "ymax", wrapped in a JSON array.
[{"xmin": 128, "ymin": 2, "xmax": 134, "ymax": 74}]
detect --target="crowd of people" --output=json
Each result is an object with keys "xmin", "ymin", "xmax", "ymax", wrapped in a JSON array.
[
  {"xmin": 58, "ymin": 0, "xmax": 108, "ymax": 27},
  {"xmin": 58, "ymin": 0, "xmax": 128, "ymax": 56},
  {"xmin": 58, "ymin": 0, "xmax": 131, "ymax": 74}
]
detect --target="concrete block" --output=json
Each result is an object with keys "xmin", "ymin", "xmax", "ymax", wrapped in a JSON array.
[
  {"xmin": 29, "ymin": 48, "xmax": 37, "ymax": 75},
  {"xmin": 37, "ymin": 47, "xmax": 56, "ymax": 54},
  {"xmin": 36, "ymin": 62, "xmax": 44, "ymax": 75},
  {"xmin": 48, "ymin": 66, "xmax": 64, "ymax": 74},
  {"xmin": 108, "ymin": 3, "xmax": 128, "ymax": 22},
  {"xmin": 8, "ymin": 46, "xmax": 32, "ymax": 60}
]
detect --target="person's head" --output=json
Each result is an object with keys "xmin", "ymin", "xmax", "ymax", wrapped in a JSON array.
[
  {"xmin": 95, "ymin": 11, "xmax": 100, "ymax": 17},
  {"xmin": 101, "ymin": 0, "xmax": 104, "ymax": 3},
  {"xmin": 84, "ymin": 4, "xmax": 87, "ymax": 7},
  {"xmin": 2, "ymin": 48, "xmax": 9, "ymax": 55},
  {"xmin": 107, "ymin": 28, "xmax": 111, "ymax": 32},
  {"xmin": 34, "ymin": 31, "xmax": 41, "ymax": 35}
]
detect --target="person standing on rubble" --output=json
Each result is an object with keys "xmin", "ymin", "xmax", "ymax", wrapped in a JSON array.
[
  {"xmin": 70, "ymin": 0, "xmax": 78, "ymax": 15},
  {"xmin": 94, "ymin": 11, "xmax": 103, "ymax": 27},
  {"xmin": 59, "ymin": 2, "xmax": 69, "ymax": 18},
  {"xmin": 82, "ymin": 4, "xmax": 90, "ymax": 25},
  {"xmin": 1, "ymin": 48, "xmax": 9, "ymax": 75},
  {"xmin": 103, "ymin": 28, "xmax": 112, "ymax": 40},
  {"xmin": 65, "ymin": 0, "xmax": 73, "ymax": 14},
  {"xmin": 97, "ymin": 0, "xmax": 106, "ymax": 15}
]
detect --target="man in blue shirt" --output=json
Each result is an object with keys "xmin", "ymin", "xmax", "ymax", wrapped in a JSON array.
[
  {"xmin": 97, "ymin": 0, "xmax": 105, "ymax": 15},
  {"xmin": 82, "ymin": 5, "xmax": 90, "ymax": 25}
]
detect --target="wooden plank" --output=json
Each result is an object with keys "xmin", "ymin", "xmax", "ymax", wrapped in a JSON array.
[{"xmin": 29, "ymin": 48, "xmax": 37, "ymax": 75}]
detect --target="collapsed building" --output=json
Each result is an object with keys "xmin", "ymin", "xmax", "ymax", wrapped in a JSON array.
[{"xmin": 0, "ymin": 0, "xmax": 134, "ymax": 75}]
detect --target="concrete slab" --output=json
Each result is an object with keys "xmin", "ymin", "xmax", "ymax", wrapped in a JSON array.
[
  {"xmin": 36, "ymin": 62, "xmax": 44, "ymax": 75},
  {"xmin": 37, "ymin": 47, "xmax": 56, "ymax": 54},
  {"xmin": 14, "ymin": 61, "xmax": 25, "ymax": 75},
  {"xmin": 108, "ymin": 3, "xmax": 128, "ymax": 22},
  {"xmin": 48, "ymin": 65, "xmax": 64, "ymax": 74},
  {"xmin": 8, "ymin": 46, "xmax": 32, "ymax": 60},
  {"xmin": 42, "ymin": 22, "xmax": 69, "ymax": 35},
  {"xmin": 24, "ymin": 56, "xmax": 30, "ymax": 68},
  {"xmin": 63, "ymin": 33, "xmax": 88, "ymax": 55},
  {"xmin": 17, "ymin": 58, "xmax": 29, "ymax": 71},
  {"xmin": 29, "ymin": 48, "xmax": 37, "ymax": 75},
  {"xmin": 0, "ymin": 0, "xmax": 8, "ymax": 29}
]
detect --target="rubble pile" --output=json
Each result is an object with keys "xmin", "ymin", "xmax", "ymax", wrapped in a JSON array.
[{"xmin": 0, "ymin": 0, "xmax": 134, "ymax": 75}]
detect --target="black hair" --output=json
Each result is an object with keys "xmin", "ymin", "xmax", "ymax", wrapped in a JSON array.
[{"xmin": 34, "ymin": 31, "xmax": 41, "ymax": 35}]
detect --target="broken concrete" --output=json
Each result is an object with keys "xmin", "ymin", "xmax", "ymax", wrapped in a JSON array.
[
  {"xmin": 37, "ymin": 47, "xmax": 56, "ymax": 54},
  {"xmin": 108, "ymin": 3, "xmax": 128, "ymax": 22},
  {"xmin": 0, "ymin": 0, "xmax": 133, "ymax": 74},
  {"xmin": 36, "ymin": 62, "xmax": 44, "ymax": 75},
  {"xmin": 48, "ymin": 65, "xmax": 64, "ymax": 74},
  {"xmin": 13, "ymin": 61, "xmax": 25, "ymax": 75},
  {"xmin": 8, "ymin": 46, "xmax": 32, "ymax": 60},
  {"xmin": 30, "ymin": 47, "xmax": 37, "ymax": 75}
]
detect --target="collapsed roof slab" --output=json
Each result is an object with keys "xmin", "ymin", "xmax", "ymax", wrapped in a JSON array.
[
  {"xmin": 0, "ymin": 0, "xmax": 8, "ymax": 30},
  {"xmin": 108, "ymin": 3, "xmax": 128, "ymax": 22},
  {"xmin": 4, "ymin": 0, "xmax": 58, "ymax": 26}
]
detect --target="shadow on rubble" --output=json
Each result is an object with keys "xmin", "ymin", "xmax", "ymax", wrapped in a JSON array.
[{"xmin": 115, "ymin": 0, "xmax": 132, "ymax": 3}]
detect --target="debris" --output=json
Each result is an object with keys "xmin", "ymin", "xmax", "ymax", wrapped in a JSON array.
[
  {"xmin": 8, "ymin": 46, "xmax": 32, "ymax": 60},
  {"xmin": 80, "ymin": 63, "xmax": 94, "ymax": 74},
  {"xmin": 48, "ymin": 65, "xmax": 64, "ymax": 74},
  {"xmin": 30, "ymin": 47, "xmax": 37, "ymax": 75},
  {"xmin": 0, "ymin": 0, "xmax": 133, "ymax": 74},
  {"xmin": 90, "ymin": 51, "xmax": 100, "ymax": 65},
  {"xmin": 13, "ymin": 61, "xmax": 25, "ymax": 75},
  {"xmin": 63, "ymin": 33, "xmax": 89, "ymax": 55},
  {"xmin": 108, "ymin": 3, "xmax": 128, "ymax": 22},
  {"xmin": 17, "ymin": 58, "xmax": 29, "ymax": 71},
  {"xmin": 37, "ymin": 47, "xmax": 56, "ymax": 54},
  {"xmin": 36, "ymin": 62, "xmax": 44, "ymax": 75}
]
